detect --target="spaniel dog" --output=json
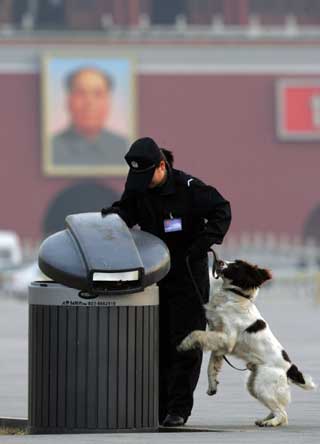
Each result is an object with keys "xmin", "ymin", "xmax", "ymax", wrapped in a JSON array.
[{"xmin": 178, "ymin": 259, "xmax": 316, "ymax": 427}]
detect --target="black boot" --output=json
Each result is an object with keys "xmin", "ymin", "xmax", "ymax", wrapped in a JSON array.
[{"xmin": 162, "ymin": 414, "xmax": 187, "ymax": 427}]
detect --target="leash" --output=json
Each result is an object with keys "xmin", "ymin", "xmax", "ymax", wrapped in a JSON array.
[
  {"xmin": 186, "ymin": 249, "xmax": 247, "ymax": 373},
  {"xmin": 222, "ymin": 355, "xmax": 247, "ymax": 372}
]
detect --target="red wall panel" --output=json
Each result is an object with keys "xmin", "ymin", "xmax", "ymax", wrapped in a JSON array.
[
  {"xmin": 0, "ymin": 72, "xmax": 319, "ymax": 240},
  {"xmin": 138, "ymin": 74, "xmax": 320, "ymax": 237}
]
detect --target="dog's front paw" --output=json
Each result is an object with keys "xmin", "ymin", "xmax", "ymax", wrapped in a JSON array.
[
  {"xmin": 177, "ymin": 332, "xmax": 200, "ymax": 352},
  {"xmin": 206, "ymin": 388, "xmax": 217, "ymax": 396},
  {"xmin": 207, "ymin": 381, "xmax": 219, "ymax": 396},
  {"xmin": 177, "ymin": 335, "xmax": 193, "ymax": 352}
]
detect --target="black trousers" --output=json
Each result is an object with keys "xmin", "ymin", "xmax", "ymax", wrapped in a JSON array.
[{"xmin": 158, "ymin": 257, "xmax": 209, "ymax": 422}]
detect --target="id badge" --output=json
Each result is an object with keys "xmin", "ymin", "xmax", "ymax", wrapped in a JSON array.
[{"xmin": 164, "ymin": 218, "xmax": 182, "ymax": 233}]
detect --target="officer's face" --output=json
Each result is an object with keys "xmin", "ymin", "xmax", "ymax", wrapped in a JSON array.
[
  {"xmin": 68, "ymin": 70, "xmax": 111, "ymax": 137},
  {"xmin": 149, "ymin": 161, "xmax": 167, "ymax": 188}
]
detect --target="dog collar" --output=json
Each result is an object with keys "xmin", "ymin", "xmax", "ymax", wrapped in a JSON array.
[{"xmin": 225, "ymin": 287, "xmax": 251, "ymax": 299}]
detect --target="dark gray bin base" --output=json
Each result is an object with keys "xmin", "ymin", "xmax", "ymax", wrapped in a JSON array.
[{"xmin": 28, "ymin": 283, "xmax": 159, "ymax": 434}]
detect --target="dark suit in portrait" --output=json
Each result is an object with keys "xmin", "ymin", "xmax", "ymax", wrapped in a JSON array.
[{"xmin": 52, "ymin": 126, "xmax": 128, "ymax": 166}]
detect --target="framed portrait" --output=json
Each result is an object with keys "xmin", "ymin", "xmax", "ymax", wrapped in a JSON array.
[
  {"xmin": 276, "ymin": 78, "xmax": 320, "ymax": 141},
  {"xmin": 42, "ymin": 54, "xmax": 136, "ymax": 176}
]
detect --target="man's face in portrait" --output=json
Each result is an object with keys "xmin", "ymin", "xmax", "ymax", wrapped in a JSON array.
[{"xmin": 67, "ymin": 69, "xmax": 111, "ymax": 138}]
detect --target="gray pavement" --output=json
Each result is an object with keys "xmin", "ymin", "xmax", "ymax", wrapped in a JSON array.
[{"xmin": 0, "ymin": 285, "xmax": 319, "ymax": 443}]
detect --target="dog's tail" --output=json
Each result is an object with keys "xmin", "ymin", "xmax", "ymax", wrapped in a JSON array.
[{"xmin": 287, "ymin": 364, "xmax": 316, "ymax": 390}]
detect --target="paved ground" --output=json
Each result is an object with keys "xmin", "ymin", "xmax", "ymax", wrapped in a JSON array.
[{"xmin": 0, "ymin": 282, "xmax": 319, "ymax": 443}]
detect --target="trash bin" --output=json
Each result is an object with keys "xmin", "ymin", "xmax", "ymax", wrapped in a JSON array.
[{"xmin": 28, "ymin": 213, "xmax": 170, "ymax": 434}]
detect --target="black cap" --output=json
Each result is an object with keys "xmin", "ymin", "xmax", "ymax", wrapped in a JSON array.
[{"xmin": 124, "ymin": 137, "xmax": 162, "ymax": 192}]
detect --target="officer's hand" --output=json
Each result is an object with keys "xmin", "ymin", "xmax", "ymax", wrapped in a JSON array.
[{"xmin": 101, "ymin": 206, "xmax": 120, "ymax": 218}]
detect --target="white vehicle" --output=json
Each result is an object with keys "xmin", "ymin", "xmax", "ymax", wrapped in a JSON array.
[{"xmin": 0, "ymin": 230, "xmax": 22, "ymax": 269}]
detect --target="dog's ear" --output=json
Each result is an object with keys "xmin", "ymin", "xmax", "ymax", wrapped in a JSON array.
[{"xmin": 256, "ymin": 268, "xmax": 272, "ymax": 286}]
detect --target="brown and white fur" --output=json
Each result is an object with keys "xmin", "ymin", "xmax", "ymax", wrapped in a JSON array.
[{"xmin": 178, "ymin": 260, "xmax": 316, "ymax": 427}]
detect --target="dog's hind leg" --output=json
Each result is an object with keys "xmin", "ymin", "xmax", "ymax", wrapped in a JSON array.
[
  {"xmin": 255, "ymin": 413, "xmax": 275, "ymax": 426},
  {"xmin": 249, "ymin": 367, "xmax": 290, "ymax": 427},
  {"xmin": 256, "ymin": 404, "xmax": 288, "ymax": 427},
  {"xmin": 207, "ymin": 353, "xmax": 224, "ymax": 396},
  {"xmin": 247, "ymin": 368, "xmax": 275, "ymax": 425}
]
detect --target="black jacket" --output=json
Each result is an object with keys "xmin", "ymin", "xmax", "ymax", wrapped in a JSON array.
[{"xmin": 110, "ymin": 168, "xmax": 231, "ymax": 270}]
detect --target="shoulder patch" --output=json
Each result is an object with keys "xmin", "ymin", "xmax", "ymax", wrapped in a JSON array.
[
  {"xmin": 175, "ymin": 170, "xmax": 206, "ymax": 189},
  {"xmin": 245, "ymin": 319, "xmax": 267, "ymax": 333}
]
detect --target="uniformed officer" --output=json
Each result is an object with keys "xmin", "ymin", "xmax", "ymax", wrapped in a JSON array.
[{"xmin": 101, "ymin": 137, "xmax": 231, "ymax": 426}]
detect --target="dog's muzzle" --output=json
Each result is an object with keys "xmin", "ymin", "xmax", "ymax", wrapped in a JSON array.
[{"xmin": 213, "ymin": 260, "xmax": 226, "ymax": 279}]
